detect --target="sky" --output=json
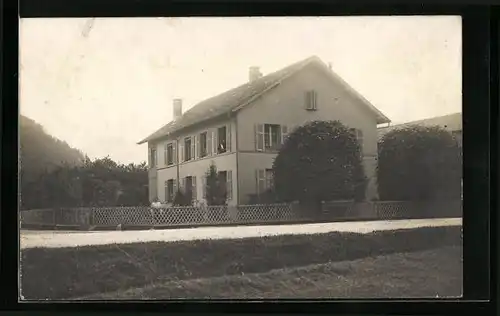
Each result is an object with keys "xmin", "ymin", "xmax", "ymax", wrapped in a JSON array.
[{"xmin": 20, "ymin": 16, "xmax": 462, "ymax": 164}]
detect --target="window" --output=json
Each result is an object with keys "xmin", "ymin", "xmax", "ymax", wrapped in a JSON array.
[
  {"xmin": 150, "ymin": 148, "xmax": 157, "ymax": 168},
  {"xmin": 305, "ymin": 90, "xmax": 318, "ymax": 110},
  {"xmin": 217, "ymin": 170, "xmax": 232, "ymax": 200},
  {"xmin": 256, "ymin": 124, "xmax": 288, "ymax": 152},
  {"xmin": 217, "ymin": 126, "xmax": 227, "ymax": 154},
  {"xmin": 264, "ymin": 124, "xmax": 281, "ymax": 150},
  {"xmin": 184, "ymin": 137, "xmax": 192, "ymax": 161},
  {"xmin": 165, "ymin": 143, "xmax": 174, "ymax": 166},
  {"xmin": 199, "ymin": 132, "xmax": 208, "ymax": 158},
  {"xmin": 165, "ymin": 179, "xmax": 175, "ymax": 202},
  {"xmin": 256, "ymin": 169, "xmax": 273, "ymax": 195},
  {"xmin": 184, "ymin": 176, "xmax": 197, "ymax": 200}
]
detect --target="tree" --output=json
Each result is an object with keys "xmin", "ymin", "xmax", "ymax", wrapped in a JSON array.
[
  {"xmin": 20, "ymin": 115, "xmax": 84, "ymax": 209},
  {"xmin": 377, "ymin": 125, "xmax": 462, "ymax": 201},
  {"xmin": 205, "ymin": 162, "xmax": 227, "ymax": 206},
  {"xmin": 272, "ymin": 120, "xmax": 366, "ymax": 211}
]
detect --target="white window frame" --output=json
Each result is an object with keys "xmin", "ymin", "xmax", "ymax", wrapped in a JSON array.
[
  {"xmin": 264, "ymin": 124, "xmax": 281, "ymax": 151},
  {"xmin": 256, "ymin": 124, "xmax": 287, "ymax": 152}
]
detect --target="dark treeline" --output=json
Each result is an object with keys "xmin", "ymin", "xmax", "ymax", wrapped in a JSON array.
[{"xmin": 20, "ymin": 115, "xmax": 148, "ymax": 210}]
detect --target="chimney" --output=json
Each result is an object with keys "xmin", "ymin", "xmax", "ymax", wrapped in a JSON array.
[
  {"xmin": 249, "ymin": 66, "xmax": 262, "ymax": 82},
  {"xmin": 173, "ymin": 98, "xmax": 182, "ymax": 120},
  {"xmin": 328, "ymin": 62, "xmax": 332, "ymax": 71}
]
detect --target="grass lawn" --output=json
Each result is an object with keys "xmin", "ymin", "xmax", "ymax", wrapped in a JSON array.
[
  {"xmin": 80, "ymin": 246, "xmax": 462, "ymax": 299},
  {"xmin": 20, "ymin": 226, "xmax": 461, "ymax": 300}
]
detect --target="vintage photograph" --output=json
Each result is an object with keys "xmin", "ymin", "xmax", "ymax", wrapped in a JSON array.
[{"xmin": 19, "ymin": 16, "xmax": 462, "ymax": 300}]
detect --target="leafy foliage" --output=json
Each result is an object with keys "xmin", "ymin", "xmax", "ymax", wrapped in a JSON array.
[
  {"xmin": 205, "ymin": 162, "xmax": 227, "ymax": 206},
  {"xmin": 377, "ymin": 125, "xmax": 462, "ymax": 201},
  {"xmin": 272, "ymin": 120, "xmax": 366, "ymax": 209},
  {"xmin": 21, "ymin": 156, "xmax": 149, "ymax": 210},
  {"xmin": 19, "ymin": 116, "xmax": 149, "ymax": 209},
  {"xmin": 249, "ymin": 188, "xmax": 279, "ymax": 205},
  {"xmin": 172, "ymin": 188, "xmax": 192, "ymax": 206}
]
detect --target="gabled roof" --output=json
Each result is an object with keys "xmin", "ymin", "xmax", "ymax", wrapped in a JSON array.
[
  {"xmin": 138, "ymin": 55, "xmax": 390, "ymax": 144},
  {"xmin": 377, "ymin": 112, "xmax": 462, "ymax": 138}
]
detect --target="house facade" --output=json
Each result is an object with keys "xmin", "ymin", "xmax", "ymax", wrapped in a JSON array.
[{"xmin": 139, "ymin": 56, "xmax": 391, "ymax": 206}]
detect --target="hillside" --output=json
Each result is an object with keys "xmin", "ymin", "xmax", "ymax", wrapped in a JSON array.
[{"xmin": 20, "ymin": 115, "xmax": 85, "ymax": 183}]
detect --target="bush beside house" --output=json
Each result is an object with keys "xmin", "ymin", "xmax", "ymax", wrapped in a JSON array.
[
  {"xmin": 272, "ymin": 120, "xmax": 366, "ymax": 216},
  {"xmin": 377, "ymin": 126, "xmax": 462, "ymax": 217},
  {"xmin": 205, "ymin": 163, "xmax": 228, "ymax": 206}
]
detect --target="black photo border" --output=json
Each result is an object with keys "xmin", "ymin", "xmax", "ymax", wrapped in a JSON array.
[{"xmin": 1, "ymin": 1, "xmax": 496, "ymax": 315}]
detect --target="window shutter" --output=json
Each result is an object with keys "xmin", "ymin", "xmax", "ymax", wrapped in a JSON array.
[
  {"xmin": 304, "ymin": 91, "xmax": 310, "ymax": 110},
  {"xmin": 172, "ymin": 142, "xmax": 177, "ymax": 164},
  {"xmin": 226, "ymin": 124, "xmax": 232, "ymax": 152},
  {"xmin": 164, "ymin": 181, "xmax": 169, "ymax": 202},
  {"xmin": 197, "ymin": 135, "xmax": 201, "ymax": 158},
  {"xmin": 226, "ymin": 170, "xmax": 233, "ymax": 200},
  {"xmin": 173, "ymin": 180, "xmax": 177, "ymax": 197},
  {"xmin": 179, "ymin": 141, "xmax": 184, "ymax": 162},
  {"xmin": 149, "ymin": 148, "xmax": 155, "ymax": 167},
  {"xmin": 281, "ymin": 125, "xmax": 288, "ymax": 145},
  {"xmin": 181, "ymin": 177, "xmax": 186, "ymax": 191},
  {"xmin": 255, "ymin": 170, "xmax": 259, "ymax": 196},
  {"xmin": 207, "ymin": 131, "xmax": 213, "ymax": 156},
  {"xmin": 255, "ymin": 124, "xmax": 264, "ymax": 151},
  {"xmin": 202, "ymin": 176, "xmax": 207, "ymax": 199},
  {"xmin": 313, "ymin": 90, "xmax": 318, "ymax": 109},
  {"xmin": 211, "ymin": 130, "xmax": 216, "ymax": 155},
  {"xmin": 192, "ymin": 176, "xmax": 197, "ymax": 201},
  {"xmin": 191, "ymin": 136, "xmax": 196, "ymax": 160},
  {"xmin": 164, "ymin": 144, "xmax": 168, "ymax": 165}
]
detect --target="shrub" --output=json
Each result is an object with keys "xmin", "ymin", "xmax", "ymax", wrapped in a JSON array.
[
  {"xmin": 377, "ymin": 125, "xmax": 462, "ymax": 201},
  {"xmin": 273, "ymin": 120, "xmax": 366, "ymax": 212},
  {"xmin": 205, "ymin": 162, "xmax": 227, "ymax": 206},
  {"xmin": 172, "ymin": 189, "xmax": 191, "ymax": 206}
]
